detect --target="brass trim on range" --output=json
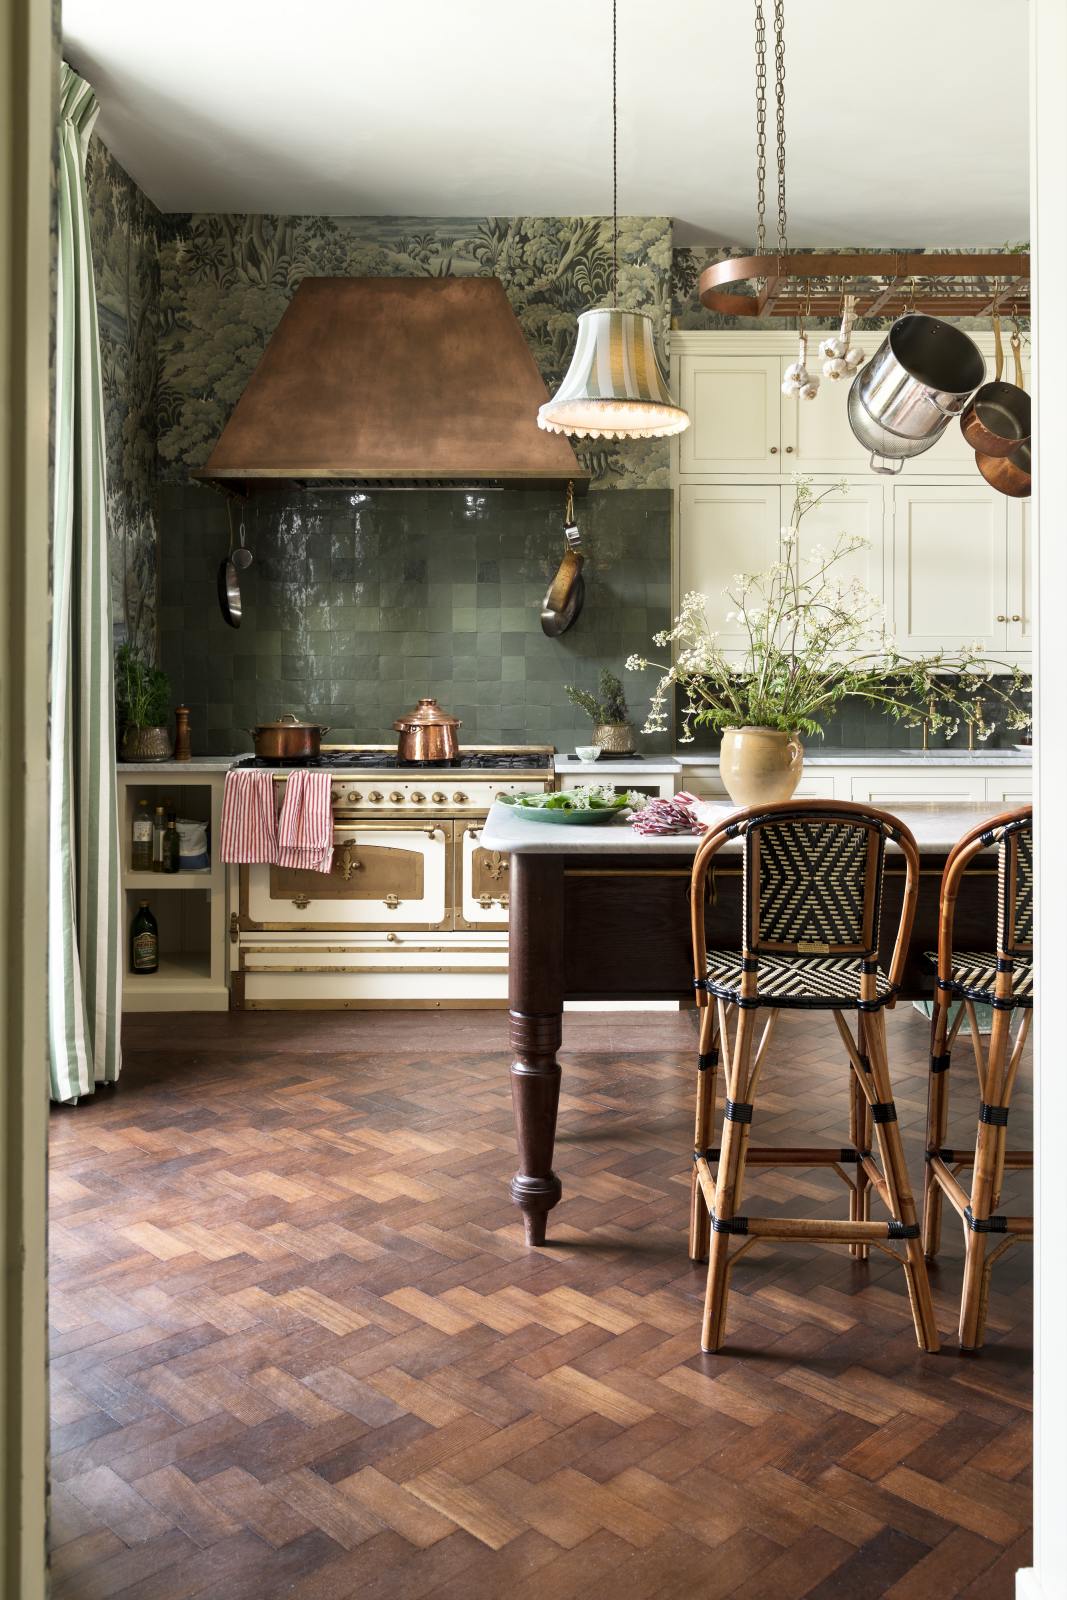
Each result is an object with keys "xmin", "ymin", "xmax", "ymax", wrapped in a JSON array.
[{"xmin": 237, "ymin": 862, "xmax": 453, "ymax": 934}]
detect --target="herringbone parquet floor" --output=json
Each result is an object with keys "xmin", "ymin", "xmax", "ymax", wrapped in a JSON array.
[{"xmin": 48, "ymin": 1005, "xmax": 1032, "ymax": 1599}]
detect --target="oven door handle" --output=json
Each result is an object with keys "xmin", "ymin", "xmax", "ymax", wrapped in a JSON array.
[{"xmin": 332, "ymin": 823, "xmax": 446, "ymax": 839}]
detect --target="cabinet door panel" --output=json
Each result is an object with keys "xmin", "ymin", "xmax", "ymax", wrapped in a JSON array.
[
  {"xmin": 849, "ymin": 774, "xmax": 986, "ymax": 803},
  {"xmin": 890, "ymin": 485, "xmax": 1007, "ymax": 654},
  {"xmin": 678, "ymin": 355, "xmax": 781, "ymax": 473},
  {"xmin": 677, "ymin": 485, "xmax": 782, "ymax": 653},
  {"xmin": 1006, "ymin": 501, "xmax": 1032, "ymax": 652},
  {"xmin": 791, "ymin": 479, "xmax": 885, "ymax": 608}
]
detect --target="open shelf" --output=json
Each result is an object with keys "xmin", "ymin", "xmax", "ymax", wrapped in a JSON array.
[{"xmin": 122, "ymin": 951, "xmax": 228, "ymax": 1012}]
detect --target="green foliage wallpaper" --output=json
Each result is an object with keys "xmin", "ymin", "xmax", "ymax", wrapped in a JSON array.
[
  {"xmin": 156, "ymin": 213, "xmax": 674, "ymax": 491},
  {"xmin": 84, "ymin": 136, "xmax": 161, "ymax": 657}
]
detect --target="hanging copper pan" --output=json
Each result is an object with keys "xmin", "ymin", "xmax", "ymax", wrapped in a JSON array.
[
  {"xmin": 974, "ymin": 332, "xmax": 1032, "ymax": 498},
  {"xmin": 960, "ymin": 315, "xmax": 1030, "ymax": 458},
  {"xmin": 541, "ymin": 483, "xmax": 585, "ymax": 637}
]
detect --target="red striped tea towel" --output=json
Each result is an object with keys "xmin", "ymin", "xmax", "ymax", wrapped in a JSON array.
[
  {"xmin": 220, "ymin": 769, "xmax": 279, "ymax": 863},
  {"xmin": 276, "ymin": 769, "xmax": 334, "ymax": 874}
]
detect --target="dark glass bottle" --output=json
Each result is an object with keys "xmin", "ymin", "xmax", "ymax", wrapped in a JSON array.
[
  {"xmin": 130, "ymin": 901, "xmax": 158, "ymax": 974},
  {"xmin": 162, "ymin": 811, "xmax": 181, "ymax": 874}
]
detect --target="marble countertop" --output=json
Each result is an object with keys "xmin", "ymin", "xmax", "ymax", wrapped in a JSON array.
[
  {"xmin": 676, "ymin": 746, "xmax": 1032, "ymax": 767},
  {"xmin": 481, "ymin": 798, "xmax": 1013, "ymax": 857},
  {"xmin": 554, "ymin": 755, "xmax": 681, "ymax": 776},
  {"xmin": 116, "ymin": 758, "xmax": 235, "ymax": 774}
]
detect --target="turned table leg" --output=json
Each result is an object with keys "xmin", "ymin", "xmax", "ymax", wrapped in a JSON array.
[{"xmin": 507, "ymin": 855, "xmax": 565, "ymax": 1245}]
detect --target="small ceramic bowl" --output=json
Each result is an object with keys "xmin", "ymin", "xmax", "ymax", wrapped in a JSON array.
[{"xmin": 575, "ymin": 745, "xmax": 599, "ymax": 762}]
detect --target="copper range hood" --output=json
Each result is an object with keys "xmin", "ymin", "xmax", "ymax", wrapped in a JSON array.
[{"xmin": 192, "ymin": 276, "xmax": 588, "ymax": 494}]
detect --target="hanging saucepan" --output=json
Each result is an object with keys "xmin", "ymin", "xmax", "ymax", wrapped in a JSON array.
[
  {"xmin": 974, "ymin": 331, "xmax": 1032, "ymax": 499},
  {"xmin": 960, "ymin": 315, "xmax": 1031, "ymax": 458},
  {"xmin": 541, "ymin": 482, "xmax": 585, "ymax": 637},
  {"xmin": 218, "ymin": 503, "xmax": 242, "ymax": 628},
  {"xmin": 847, "ymin": 378, "xmax": 948, "ymax": 476},
  {"xmin": 855, "ymin": 313, "xmax": 985, "ymax": 442}
]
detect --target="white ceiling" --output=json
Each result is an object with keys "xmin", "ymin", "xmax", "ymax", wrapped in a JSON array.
[{"xmin": 63, "ymin": 0, "xmax": 1030, "ymax": 243}]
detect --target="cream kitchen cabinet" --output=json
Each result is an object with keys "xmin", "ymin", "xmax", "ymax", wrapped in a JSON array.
[
  {"xmin": 677, "ymin": 354, "xmax": 783, "ymax": 473},
  {"xmin": 677, "ymin": 478, "xmax": 885, "ymax": 660},
  {"xmin": 888, "ymin": 483, "xmax": 1010, "ymax": 656},
  {"xmin": 1006, "ymin": 501, "xmax": 1032, "ymax": 653},
  {"xmin": 676, "ymin": 484, "xmax": 783, "ymax": 651},
  {"xmin": 848, "ymin": 773, "xmax": 987, "ymax": 804}
]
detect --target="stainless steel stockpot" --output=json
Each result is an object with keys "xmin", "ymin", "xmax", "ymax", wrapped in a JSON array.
[
  {"xmin": 854, "ymin": 314, "xmax": 985, "ymax": 443},
  {"xmin": 846, "ymin": 378, "xmax": 948, "ymax": 476}
]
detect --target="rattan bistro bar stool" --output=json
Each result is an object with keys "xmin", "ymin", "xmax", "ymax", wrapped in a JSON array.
[
  {"xmin": 688, "ymin": 800, "xmax": 939, "ymax": 1354},
  {"xmin": 922, "ymin": 807, "xmax": 1033, "ymax": 1352}
]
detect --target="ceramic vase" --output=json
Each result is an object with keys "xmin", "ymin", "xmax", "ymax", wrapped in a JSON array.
[
  {"xmin": 719, "ymin": 726, "xmax": 804, "ymax": 806},
  {"xmin": 593, "ymin": 722, "xmax": 635, "ymax": 755}
]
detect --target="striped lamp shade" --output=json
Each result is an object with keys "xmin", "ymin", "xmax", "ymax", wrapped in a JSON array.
[{"xmin": 537, "ymin": 308, "xmax": 690, "ymax": 440}]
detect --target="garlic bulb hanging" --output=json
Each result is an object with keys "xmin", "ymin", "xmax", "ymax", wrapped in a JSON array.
[
  {"xmin": 821, "ymin": 294, "xmax": 865, "ymax": 380},
  {"xmin": 782, "ymin": 329, "xmax": 820, "ymax": 400}
]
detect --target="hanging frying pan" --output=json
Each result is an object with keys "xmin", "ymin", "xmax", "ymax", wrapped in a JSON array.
[
  {"xmin": 218, "ymin": 504, "xmax": 242, "ymax": 628},
  {"xmin": 974, "ymin": 331, "xmax": 1032, "ymax": 499},
  {"xmin": 541, "ymin": 481, "xmax": 585, "ymax": 637},
  {"xmin": 960, "ymin": 314, "xmax": 1031, "ymax": 458}
]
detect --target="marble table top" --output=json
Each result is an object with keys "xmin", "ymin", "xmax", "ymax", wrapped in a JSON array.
[{"xmin": 481, "ymin": 798, "xmax": 1019, "ymax": 857}]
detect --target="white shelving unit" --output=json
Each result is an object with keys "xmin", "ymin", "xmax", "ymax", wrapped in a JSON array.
[{"xmin": 116, "ymin": 765, "xmax": 229, "ymax": 1012}]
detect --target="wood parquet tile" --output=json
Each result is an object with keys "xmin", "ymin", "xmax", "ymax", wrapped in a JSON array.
[{"xmin": 49, "ymin": 1006, "xmax": 1031, "ymax": 1598}]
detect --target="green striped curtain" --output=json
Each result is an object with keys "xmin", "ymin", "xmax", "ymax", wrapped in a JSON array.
[{"xmin": 49, "ymin": 65, "xmax": 123, "ymax": 1103}]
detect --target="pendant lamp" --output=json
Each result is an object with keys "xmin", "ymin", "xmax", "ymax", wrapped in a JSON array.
[{"xmin": 537, "ymin": 3, "xmax": 688, "ymax": 442}]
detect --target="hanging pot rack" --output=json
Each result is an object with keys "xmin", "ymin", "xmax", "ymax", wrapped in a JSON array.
[
  {"xmin": 699, "ymin": 252, "xmax": 1030, "ymax": 320},
  {"xmin": 708, "ymin": 4, "xmax": 1029, "ymax": 323}
]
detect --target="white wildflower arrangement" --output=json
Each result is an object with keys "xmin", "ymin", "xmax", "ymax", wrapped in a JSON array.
[{"xmin": 627, "ymin": 478, "xmax": 1031, "ymax": 744}]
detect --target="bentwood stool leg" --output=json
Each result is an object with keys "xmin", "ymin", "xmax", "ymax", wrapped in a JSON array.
[
  {"xmin": 689, "ymin": 1003, "xmax": 720, "ymax": 1262},
  {"xmin": 922, "ymin": 994, "xmax": 953, "ymax": 1261},
  {"xmin": 864, "ymin": 1009, "xmax": 940, "ymax": 1353},
  {"xmin": 701, "ymin": 1004, "xmax": 757, "ymax": 1353},
  {"xmin": 848, "ymin": 1012, "xmax": 873, "ymax": 1261},
  {"xmin": 959, "ymin": 1004, "xmax": 1013, "ymax": 1351}
]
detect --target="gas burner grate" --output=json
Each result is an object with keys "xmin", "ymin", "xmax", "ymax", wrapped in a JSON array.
[{"xmin": 233, "ymin": 750, "xmax": 552, "ymax": 773}]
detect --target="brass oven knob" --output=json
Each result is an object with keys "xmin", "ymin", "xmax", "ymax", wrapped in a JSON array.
[
  {"xmin": 368, "ymin": 790, "xmax": 383, "ymax": 802},
  {"xmin": 389, "ymin": 791, "xmax": 404, "ymax": 804},
  {"xmin": 410, "ymin": 791, "xmax": 425, "ymax": 803},
  {"xmin": 347, "ymin": 789, "xmax": 362, "ymax": 803},
  {"xmin": 452, "ymin": 791, "xmax": 468, "ymax": 804},
  {"xmin": 432, "ymin": 791, "xmax": 447, "ymax": 803}
]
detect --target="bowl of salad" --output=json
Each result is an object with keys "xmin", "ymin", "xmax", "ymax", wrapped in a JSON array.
[{"xmin": 497, "ymin": 786, "xmax": 645, "ymax": 826}]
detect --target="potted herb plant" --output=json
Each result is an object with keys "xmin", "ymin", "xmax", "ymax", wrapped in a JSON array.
[
  {"xmin": 564, "ymin": 670, "xmax": 635, "ymax": 755},
  {"xmin": 116, "ymin": 644, "xmax": 173, "ymax": 762},
  {"xmin": 627, "ymin": 478, "xmax": 1029, "ymax": 805}
]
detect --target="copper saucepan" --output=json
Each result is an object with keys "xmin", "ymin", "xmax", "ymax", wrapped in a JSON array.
[
  {"xmin": 960, "ymin": 315, "xmax": 1030, "ymax": 458},
  {"xmin": 974, "ymin": 332, "xmax": 1032, "ymax": 499},
  {"xmin": 393, "ymin": 697, "xmax": 461, "ymax": 763},
  {"xmin": 250, "ymin": 714, "xmax": 330, "ymax": 761}
]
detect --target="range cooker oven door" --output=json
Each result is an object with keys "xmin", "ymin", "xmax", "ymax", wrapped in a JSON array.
[
  {"xmin": 455, "ymin": 820, "xmax": 510, "ymax": 929},
  {"xmin": 242, "ymin": 821, "xmax": 451, "ymax": 931}
]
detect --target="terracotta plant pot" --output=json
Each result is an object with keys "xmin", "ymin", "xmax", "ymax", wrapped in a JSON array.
[
  {"xmin": 121, "ymin": 724, "xmax": 173, "ymax": 762},
  {"xmin": 719, "ymin": 726, "xmax": 804, "ymax": 807},
  {"xmin": 593, "ymin": 722, "xmax": 635, "ymax": 755}
]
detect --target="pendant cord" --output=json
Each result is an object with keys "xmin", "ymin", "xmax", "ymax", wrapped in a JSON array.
[{"xmin": 612, "ymin": 0, "xmax": 618, "ymax": 307}]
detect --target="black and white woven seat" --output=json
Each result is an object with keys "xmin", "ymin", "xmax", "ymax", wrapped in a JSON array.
[
  {"xmin": 687, "ymin": 800, "xmax": 939, "ymax": 1357},
  {"xmin": 922, "ymin": 807, "xmax": 1033, "ymax": 1351},
  {"xmin": 922, "ymin": 948, "xmax": 1033, "ymax": 1008},
  {"xmin": 705, "ymin": 950, "xmax": 895, "ymax": 1009}
]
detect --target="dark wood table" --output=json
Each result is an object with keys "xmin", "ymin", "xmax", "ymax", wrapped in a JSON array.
[{"xmin": 481, "ymin": 801, "xmax": 1003, "ymax": 1247}]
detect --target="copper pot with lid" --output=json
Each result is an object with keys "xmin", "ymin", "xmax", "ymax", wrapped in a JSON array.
[
  {"xmin": 393, "ymin": 697, "xmax": 461, "ymax": 763},
  {"xmin": 250, "ymin": 713, "xmax": 330, "ymax": 762}
]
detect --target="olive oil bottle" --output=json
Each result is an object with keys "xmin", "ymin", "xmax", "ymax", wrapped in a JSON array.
[
  {"xmin": 131, "ymin": 799, "xmax": 152, "ymax": 871},
  {"xmin": 130, "ymin": 901, "xmax": 159, "ymax": 974}
]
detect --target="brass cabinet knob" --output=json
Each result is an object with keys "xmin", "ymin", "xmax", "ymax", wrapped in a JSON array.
[
  {"xmin": 1011, "ymin": 614, "xmax": 1022, "ymax": 622},
  {"xmin": 389, "ymin": 791, "xmax": 404, "ymax": 803},
  {"xmin": 410, "ymin": 791, "xmax": 425, "ymax": 803},
  {"xmin": 996, "ymin": 614, "xmax": 1007, "ymax": 623},
  {"xmin": 432, "ymin": 791, "xmax": 447, "ymax": 803},
  {"xmin": 368, "ymin": 790, "xmax": 383, "ymax": 802},
  {"xmin": 769, "ymin": 445, "xmax": 779, "ymax": 454},
  {"xmin": 784, "ymin": 445, "xmax": 795, "ymax": 453},
  {"xmin": 346, "ymin": 789, "xmax": 361, "ymax": 803},
  {"xmin": 452, "ymin": 791, "xmax": 469, "ymax": 803}
]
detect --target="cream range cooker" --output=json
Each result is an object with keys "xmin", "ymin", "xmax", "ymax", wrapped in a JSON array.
[{"xmin": 230, "ymin": 745, "xmax": 554, "ymax": 1009}]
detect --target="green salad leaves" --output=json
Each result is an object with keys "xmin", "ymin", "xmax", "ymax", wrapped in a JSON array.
[{"xmin": 500, "ymin": 786, "xmax": 644, "ymax": 814}]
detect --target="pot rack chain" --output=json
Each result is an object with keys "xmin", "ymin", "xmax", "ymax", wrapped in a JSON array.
[
  {"xmin": 753, "ymin": 1, "xmax": 788, "ymax": 266},
  {"xmin": 773, "ymin": 0, "xmax": 787, "ymax": 254},
  {"xmin": 612, "ymin": 0, "xmax": 618, "ymax": 306}
]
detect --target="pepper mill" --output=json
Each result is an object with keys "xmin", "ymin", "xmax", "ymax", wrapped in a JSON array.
[{"xmin": 174, "ymin": 704, "xmax": 192, "ymax": 762}]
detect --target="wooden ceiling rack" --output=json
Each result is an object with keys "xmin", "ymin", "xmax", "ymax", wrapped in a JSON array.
[{"xmin": 698, "ymin": 252, "xmax": 1030, "ymax": 319}]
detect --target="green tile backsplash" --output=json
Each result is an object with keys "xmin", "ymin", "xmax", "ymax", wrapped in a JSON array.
[{"xmin": 160, "ymin": 485, "xmax": 672, "ymax": 756}]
